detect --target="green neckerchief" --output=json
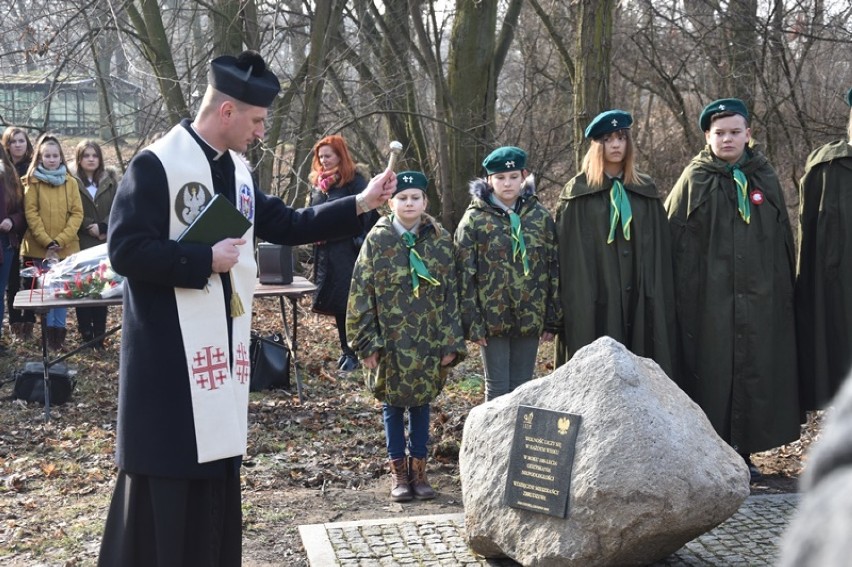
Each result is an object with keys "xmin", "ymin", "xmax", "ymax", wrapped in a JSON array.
[
  {"xmin": 607, "ymin": 178, "xmax": 633, "ymax": 244},
  {"xmin": 401, "ymin": 230, "xmax": 440, "ymax": 298},
  {"xmin": 490, "ymin": 195, "xmax": 530, "ymax": 276},
  {"xmin": 509, "ymin": 210, "xmax": 530, "ymax": 276},
  {"xmin": 727, "ymin": 163, "xmax": 751, "ymax": 224}
]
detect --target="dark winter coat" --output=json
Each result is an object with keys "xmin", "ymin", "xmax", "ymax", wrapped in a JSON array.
[
  {"xmin": 554, "ymin": 172, "xmax": 677, "ymax": 378},
  {"xmin": 347, "ymin": 214, "xmax": 465, "ymax": 407},
  {"xmin": 665, "ymin": 146, "xmax": 802, "ymax": 453},
  {"xmin": 74, "ymin": 166, "xmax": 119, "ymax": 250},
  {"xmin": 796, "ymin": 140, "xmax": 852, "ymax": 410},
  {"xmin": 309, "ymin": 171, "xmax": 377, "ymax": 315},
  {"xmin": 454, "ymin": 177, "xmax": 562, "ymax": 342},
  {"xmin": 108, "ymin": 120, "xmax": 364, "ymax": 479},
  {"xmin": 0, "ymin": 162, "xmax": 26, "ymax": 262}
]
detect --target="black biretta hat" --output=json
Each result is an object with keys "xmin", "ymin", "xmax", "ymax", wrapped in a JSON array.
[{"xmin": 209, "ymin": 50, "xmax": 281, "ymax": 108}]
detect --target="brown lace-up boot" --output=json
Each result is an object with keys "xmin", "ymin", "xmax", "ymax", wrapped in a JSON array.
[
  {"xmin": 388, "ymin": 458, "xmax": 413, "ymax": 502},
  {"xmin": 408, "ymin": 457, "xmax": 436, "ymax": 500}
]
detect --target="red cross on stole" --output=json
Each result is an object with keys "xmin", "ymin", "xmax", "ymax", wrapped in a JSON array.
[{"xmin": 192, "ymin": 346, "xmax": 229, "ymax": 390}]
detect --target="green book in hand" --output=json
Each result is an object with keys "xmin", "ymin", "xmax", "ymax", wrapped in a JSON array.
[{"xmin": 177, "ymin": 193, "xmax": 252, "ymax": 245}]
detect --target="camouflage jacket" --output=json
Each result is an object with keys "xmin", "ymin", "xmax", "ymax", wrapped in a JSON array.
[
  {"xmin": 347, "ymin": 214, "xmax": 466, "ymax": 407},
  {"xmin": 454, "ymin": 176, "xmax": 562, "ymax": 341}
]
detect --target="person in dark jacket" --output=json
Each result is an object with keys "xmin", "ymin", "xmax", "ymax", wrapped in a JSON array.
[
  {"xmin": 554, "ymin": 110, "xmax": 676, "ymax": 379},
  {"xmin": 795, "ymin": 88, "xmax": 852, "ymax": 411},
  {"xmin": 1, "ymin": 126, "xmax": 34, "ymax": 342},
  {"xmin": 0, "ymin": 145, "xmax": 26, "ymax": 348},
  {"xmin": 665, "ymin": 98, "xmax": 802, "ymax": 482},
  {"xmin": 308, "ymin": 134, "xmax": 378, "ymax": 372},
  {"xmin": 98, "ymin": 50, "xmax": 396, "ymax": 567},
  {"xmin": 71, "ymin": 140, "xmax": 119, "ymax": 349}
]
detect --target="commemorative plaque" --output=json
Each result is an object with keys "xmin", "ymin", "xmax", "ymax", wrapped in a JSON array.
[{"xmin": 504, "ymin": 405, "xmax": 581, "ymax": 518}]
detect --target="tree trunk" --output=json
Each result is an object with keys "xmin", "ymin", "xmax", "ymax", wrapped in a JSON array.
[
  {"xmin": 408, "ymin": 0, "xmax": 451, "ymax": 216},
  {"xmin": 725, "ymin": 0, "xmax": 759, "ymax": 111},
  {"xmin": 125, "ymin": 0, "xmax": 188, "ymax": 124},
  {"xmin": 290, "ymin": 0, "xmax": 345, "ymax": 208},
  {"xmin": 572, "ymin": 0, "xmax": 615, "ymax": 167},
  {"xmin": 210, "ymin": 0, "xmax": 244, "ymax": 56}
]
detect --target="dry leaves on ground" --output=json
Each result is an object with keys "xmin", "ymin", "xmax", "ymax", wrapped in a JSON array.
[{"xmin": 0, "ymin": 297, "xmax": 819, "ymax": 566}]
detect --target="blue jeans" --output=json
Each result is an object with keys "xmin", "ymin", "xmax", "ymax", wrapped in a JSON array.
[
  {"xmin": 28, "ymin": 256, "xmax": 66, "ymax": 328},
  {"xmin": 0, "ymin": 235, "xmax": 14, "ymax": 334},
  {"xmin": 382, "ymin": 404, "xmax": 430, "ymax": 460}
]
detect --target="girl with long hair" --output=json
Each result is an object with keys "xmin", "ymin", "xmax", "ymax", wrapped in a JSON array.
[
  {"xmin": 1, "ymin": 127, "xmax": 35, "ymax": 341},
  {"xmin": 554, "ymin": 110, "xmax": 676, "ymax": 378},
  {"xmin": 0, "ymin": 144, "xmax": 26, "ymax": 348},
  {"xmin": 21, "ymin": 134, "xmax": 84, "ymax": 350},
  {"xmin": 71, "ymin": 140, "xmax": 119, "ymax": 348}
]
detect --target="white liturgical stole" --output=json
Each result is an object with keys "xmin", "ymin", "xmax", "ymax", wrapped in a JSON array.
[{"xmin": 149, "ymin": 125, "xmax": 257, "ymax": 464}]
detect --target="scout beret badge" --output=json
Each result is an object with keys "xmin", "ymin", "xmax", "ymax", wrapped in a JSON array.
[
  {"xmin": 394, "ymin": 170, "xmax": 428, "ymax": 196},
  {"xmin": 584, "ymin": 109, "xmax": 633, "ymax": 139},
  {"xmin": 699, "ymin": 98, "xmax": 749, "ymax": 131},
  {"xmin": 482, "ymin": 146, "xmax": 527, "ymax": 174}
]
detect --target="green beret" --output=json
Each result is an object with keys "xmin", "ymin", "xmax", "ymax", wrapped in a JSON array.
[
  {"xmin": 584, "ymin": 110, "xmax": 633, "ymax": 139},
  {"xmin": 699, "ymin": 98, "xmax": 749, "ymax": 131},
  {"xmin": 394, "ymin": 171, "xmax": 428, "ymax": 195},
  {"xmin": 846, "ymin": 88, "xmax": 852, "ymax": 107},
  {"xmin": 482, "ymin": 146, "xmax": 527, "ymax": 174}
]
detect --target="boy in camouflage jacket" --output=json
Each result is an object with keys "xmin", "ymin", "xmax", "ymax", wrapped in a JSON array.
[
  {"xmin": 455, "ymin": 146, "xmax": 562, "ymax": 401},
  {"xmin": 347, "ymin": 171, "xmax": 465, "ymax": 502}
]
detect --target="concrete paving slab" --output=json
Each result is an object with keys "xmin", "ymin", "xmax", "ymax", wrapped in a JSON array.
[{"xmin": 300, "ymin": 494, "xmax": 798, "ymax": 566}]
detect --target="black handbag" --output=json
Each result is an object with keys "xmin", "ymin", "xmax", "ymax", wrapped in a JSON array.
[
  {"xmin": 249, "ymin": 332, "xmax": 290, "ymax": 392},
  {"xmin": 12, "ymin": 361, "xmax": 76, "ymax": 405}
]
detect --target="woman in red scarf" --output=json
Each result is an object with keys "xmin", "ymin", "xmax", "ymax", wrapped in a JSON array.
[{"xmin": 309, "ymin": 135, "xmax": 378, "ymax": 371}]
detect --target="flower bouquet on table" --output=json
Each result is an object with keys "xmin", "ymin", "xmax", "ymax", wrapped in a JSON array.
[{"xmin": 42, "ymin": 244, "xmax": 124, "ymax": 300}]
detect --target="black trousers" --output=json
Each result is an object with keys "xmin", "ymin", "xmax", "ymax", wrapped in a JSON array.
[
  {"xmin": 98, "ymin": 467, "xmax": 242, "ymax": 567},
  {"xmin": 76, "ymin": 305, "xmax": 108, "ymax": 341}
]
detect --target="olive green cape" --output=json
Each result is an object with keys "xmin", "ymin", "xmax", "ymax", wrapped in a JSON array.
[
  {"xmin": 796, "ymin": 140, "xmax": 852, "ymax": 410},
  {"xmin": 554, "ymin": 172, "xmax": 677, "ymax": 381},
  {"xmin": 665, "ymin": 147, "xmax": 802, "ymax": 453}
]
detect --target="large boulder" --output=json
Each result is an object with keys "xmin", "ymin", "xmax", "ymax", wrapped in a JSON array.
[
  {"xmin": 778, "ymin": 374, "xmax": 852, "ymax": 567},
  {"xmin": 460, "ymin": 337, "xmax": 749, "ymax": 566}
]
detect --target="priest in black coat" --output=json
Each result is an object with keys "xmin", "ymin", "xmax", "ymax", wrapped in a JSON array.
[{"xmin": 98, "ymin": 51, "xmax": 396, "ymax": 567}]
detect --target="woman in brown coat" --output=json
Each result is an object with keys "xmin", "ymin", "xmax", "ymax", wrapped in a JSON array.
[{"xmin": 72, "ymin": 140, "xmax": 119, "ymax": 348}]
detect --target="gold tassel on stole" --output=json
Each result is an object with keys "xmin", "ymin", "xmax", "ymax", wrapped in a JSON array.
[{"xmin": 229, "ymin": 270, "xmax": 245, "ymax": 317}]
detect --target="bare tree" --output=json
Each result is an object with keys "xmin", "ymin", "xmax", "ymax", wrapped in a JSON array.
[
  {"xmin": 571, "ymin": 0, "xmax": 616, "ymax": 166},
  {"xmin": 2, "ymin": 0, "xmax": 851, "ymax": 224},
  {"xmin": 444, "ymin": 0, "xmax": 523, "ymax": 226}
]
